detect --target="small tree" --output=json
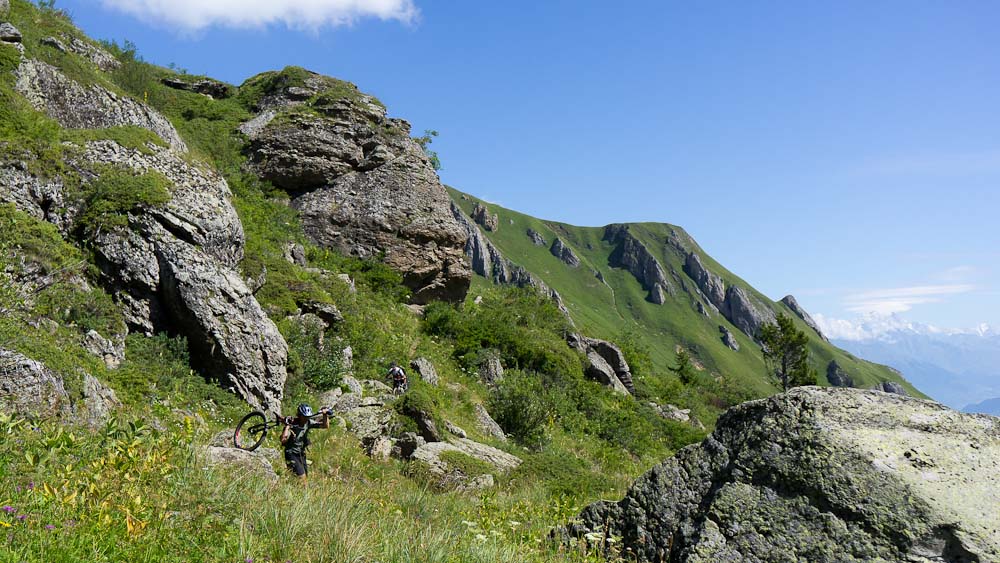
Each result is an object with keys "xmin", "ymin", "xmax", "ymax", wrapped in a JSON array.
[
  {"xmin": 414, "ymin": 129, "xmax": 441, "ymax": 171},
  {"xmin": 759, "ymin": 313, "xmax": 816, "ymax": 391},
  {"xmin": 669, "ymin": 349, "xmax": 697, "ymax": 386}
]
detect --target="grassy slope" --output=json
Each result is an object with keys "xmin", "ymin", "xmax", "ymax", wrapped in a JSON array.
[{"xmin": 449, "ymin": 188, "xmax": 922, "ymax": 417}]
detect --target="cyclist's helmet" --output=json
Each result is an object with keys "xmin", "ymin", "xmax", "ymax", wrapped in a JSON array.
[{"xmin": 297, "ymin": 403, "xmax": 313, "ymax": 418}]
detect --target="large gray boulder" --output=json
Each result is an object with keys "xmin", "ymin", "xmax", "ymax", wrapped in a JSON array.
[
  {"xmin": 561, "ymin": 387, "xmax": 1000, "ymax": 562},
  {"xmin": 200, "ymin": 446, "xmax": 278, "ymax": 483},
  {"xmin": 242, "ymin": 71, "xmax": 471, "ymax": 304},
  {"xmin": 471, "ymin": 202, "xmax": 499, "ymax": 232},
  {"xmin": 874, "ymin": 381, "xmax": 908, "ymax": 396},
  {"xmin": 474, "ymin": 403, "xmax": 507, "ymax": 443},
  {"xmin": 78, "ymin": 373, "xmax": 120, "ymax": 427},
  {"xmin": 526, "ymin": 228, "xmax": 547, "ymax": 246},
  {"xmin": 410, "ymin": 357, "xmax": 439, "ymax": 386},
  {"xmin": 0, "ymin": 22, "xmax": 20, "ymax": 43},
  {"xmin": 781, "ymin": 294, "xmax": 829, "ymax": 341},
  {"xmin": 718, "ymin": 325, "xmax": 739, "ymax": 351}
]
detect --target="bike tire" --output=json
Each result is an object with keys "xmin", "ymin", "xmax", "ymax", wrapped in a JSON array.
[{"xmin": 233, "ymin": 411, "xmax": 268, "ymax": 451}]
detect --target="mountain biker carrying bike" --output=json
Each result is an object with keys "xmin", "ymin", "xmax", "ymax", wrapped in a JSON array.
[
  {"xmin": 280, "ymin": 403, "xmax": 331, "ymax": 479},
  {"xmin": 388, "ymin": 361, "xmax": 407, "ymax": 393}
]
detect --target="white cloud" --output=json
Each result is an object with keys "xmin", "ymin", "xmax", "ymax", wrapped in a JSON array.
[
  {"xmin": 843, "ymin": 284, "xmax": 976, "ymax": 315},
  {"xmin": 100, "ymin": 0, "xmax": 418, "ymax": 31},
  {"xmin": 814, "ymin": 312, "xmax": 994, "ymax": 342}
]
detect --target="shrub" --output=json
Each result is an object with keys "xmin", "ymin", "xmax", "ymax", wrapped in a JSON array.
[
  {"xmin": 77, "ymin": 167, "xmax": 172, "ymax": 236},
  {"xmin": 487, "ymin": 370, "xmax": 551, "ymax": 450}
]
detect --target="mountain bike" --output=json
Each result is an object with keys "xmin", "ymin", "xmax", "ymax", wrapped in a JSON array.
[{"xmin": 233, "ymin": 407, "xmax": 331, "ymax": 451}]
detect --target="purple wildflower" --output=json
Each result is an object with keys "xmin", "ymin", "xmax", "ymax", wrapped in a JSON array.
[
  {"xmin": 45, "ymin": 524, "xmax": 55, "ymax": 530},
  {"xmin": 1, "ymin": 506, "xmax": 13, "ymax": 513},
  {"xmin": 16, "ymin": 515, "xmax": 26, "ymax": 521}
]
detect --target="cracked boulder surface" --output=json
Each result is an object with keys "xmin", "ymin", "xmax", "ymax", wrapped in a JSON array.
[
  {"xmin": 560, "ymin": 387, "xmax": 999, "ymax": 562},
  {"xmin": 241, "ymin": 69, "xmax": 471, "ymax": 304}
]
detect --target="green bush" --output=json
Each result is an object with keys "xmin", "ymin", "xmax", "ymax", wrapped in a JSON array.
[
  {"xmin": 487, "ymin": 370, "xmax": 551, "ymax": 450},
  {"xmin": 77, "ymin": 167, "xmax": 172, "ymax": 235}
]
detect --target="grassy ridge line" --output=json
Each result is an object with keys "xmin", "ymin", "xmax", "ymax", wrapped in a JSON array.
[{"xmin": 448, "ymin": 188, "xmax": 922, "ymax": 409}]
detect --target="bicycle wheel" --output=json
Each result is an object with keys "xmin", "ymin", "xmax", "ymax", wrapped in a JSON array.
[{"xmin": 233, "ymin": 411, "xmax": 268, "ymax": 451}]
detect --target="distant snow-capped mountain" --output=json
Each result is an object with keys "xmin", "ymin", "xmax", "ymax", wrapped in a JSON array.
[{"xmin": 815, "ymin": 314, "xmax": 1000, "ymax": 411}]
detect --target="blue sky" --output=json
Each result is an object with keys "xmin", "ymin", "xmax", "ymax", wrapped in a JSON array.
[{"xmin": 55, "ymin": 0, "xmax": 1000, "ymax": 333}]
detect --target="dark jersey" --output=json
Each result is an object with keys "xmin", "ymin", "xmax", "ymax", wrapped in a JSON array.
[{"xmin": 283, "ymin": 420, "xmax": 312, "ymax": 455}]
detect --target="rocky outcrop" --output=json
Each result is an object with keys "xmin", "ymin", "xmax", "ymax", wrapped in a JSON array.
[
  {"xmin": 550, "ymin": 237, "xmax": 580, "ymax": 268},
  {"xmin": 724, "ymin": 285, "xmax": 775, "ymax": 340},
  {"xmin": 719, "ymin": 325, "xmax": 739, "ymax": 351},
  {"xmin": 0, "ymin": 348, "xmax": 72, "ymax": 418},
  {"xmin": 1, "ymin": 58, "xmax": 289, "ymax": 414},
  {"xmin": 410, "ymin": 357, "xmax": 439, "ymax": 386},
  {"xmin": 568, "ymin": 333, "xmax": 636, "ymax": 395},
  {"xmin": 684, "ymin": 251, "xmax": 776, "ymax": 341},
  {"xmin": 874, "ymin": 381, "xmax": 908, "ymax": 396},
  {"xmin": 409, "ymin": 437, "xmax": 522, "ymax": 490},
  {"xmin": 474, "ymin": 404, "xmax": 507, "ymax": 443},
  {"xmin": 78, "ymin": 373, "xmax": 120, "ymax": 427},
  {"xmin": 200, "ymin": 446, "xmax": 278, "ymax": 483},
  {"xmin": 781, "ymin": 294, "xmax": 828, "ymax": 341},
  {"xmin": 526, "ymin": 228, "xmax": 546, "ymax": 246},
  {"xmin": 0, "ymin": 22, "xmax": 20, "ymax": 43},
  {"xmin": 604, "ymin": 224, "xmax": 671, "ymax": 305},
  {"xmin": 451, "ymin": 202, "xmax": 573, "ymax": 322},
  {"xmin": 477, "ymin": 350, "xmax": 504, "ymax": 386},
  {"xmin": 15, "ymin": 59, "xmax": 187, "ymax": 151},
  {"xmin": 0, "ymin": 349, "xmax": 119, "ymax": 425},
  {"xmin": 683, "ymin": 252, "xmax": 726, "ymax": 310},
  {"xmin": 826, "ymin": 360, "xmax": 853, "ymax": 387},
  {"xmin": 471, "ymin": 202, "xmax": 499, "ymax": 232},
  {"xmin": 160, "ymin": 77, "xmax": 231, "ymax": 99},
  {"xmin": 561, "ymin": 387, "xmax": 999, "ymax": 562},
  {"xmin": 39, "ymin": 34, "xmax": 120, "ymax": 71},
  {"xmin": 242, "ymin": 70, "xmax": 470, "ymax": 303}
]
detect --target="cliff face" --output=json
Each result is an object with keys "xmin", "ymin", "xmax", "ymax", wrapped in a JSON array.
[{"xmin": 561, "ymin": 387, "xmax": 999, "ymax": 563}]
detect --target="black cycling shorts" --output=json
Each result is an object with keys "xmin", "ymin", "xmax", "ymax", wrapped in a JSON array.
[{"xmin": 285, "ymin": 450, "xmax": 307, "ymax": 476}]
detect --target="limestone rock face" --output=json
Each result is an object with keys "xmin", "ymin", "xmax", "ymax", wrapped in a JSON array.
[
  {"xmin": 526, "ymin": 228, "xmax": 547, "ymax": 246},
  {"xmin": 719, "ymin": 325, "xmax": 739, "ymax": 351},
  {"xmin": 724, "ymin": 285, "xmax": 775, "ymax": 341},
  {"xmin": 826, "ymin": 360, "xmax": 853, "ymax": 387},
  {"xmin": 471, "ymin": 202, "xmax": 499, "ymax": 232},
  {"xmin": 781, "ymin": 294, "xmax": 828, "ymax": 341},
  {"xmin": 0, "ymin": 348, "xmax": 72, "ymax": 418},
  {"xmin": 474, "ymin": 404, "xmax": 507, "ymax": 443},
  {"xmin": 0, "ymin": 22, "xmax": 20, "ymax": 42},
  {"xmin": 561, "ymin": 387, "xmax": 1000, "ymax": 562},
  {"xmin": 242, "ymin": 74, "xmax": 470, "ymax": 303},
  {"xmin": 410, "ymin": 357, "xmax": 439, "ymax": 386},
  {"xmin": 874, "ymin": 381, "xmax": 908, "ymax": 396},
  {"xmin": 1, "ymin": 64, "xmax": 288, "ymax": 414},
  {"xmin": 15, "ymin": 59, "xmax": 187, "ymax": 151},
  {"xmin": 550, "ymin": 237, "xmax": 580, "ymax": 268},
  {"xmin": 684, "ymin": 252, "xmax": 726, "ymax": 311},
  {"xmin": 568, "ymin": 333, "xmax": 636, "ymax": 394},
  {"xmin": 605, "ymin": 224, "xmax": 671, "ymax": 305}
]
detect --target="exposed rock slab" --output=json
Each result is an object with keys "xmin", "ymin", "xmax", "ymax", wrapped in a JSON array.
[
  {"xmin": 561, "ymin": 387, "xmax": 1000, "ymax": 562},
  {"xmin": 874, "ymin": 381, "xmax": 908, "ymax": 396},
  {"xmin": 550, "ymin": 237, "xmax": 580, "ymax": 267},
  {"xmin": 719, "ymin": 325, "xmax": 739, "ymax": 351},
  {"xmin": 474, "ymin": 403, "xmax": 507, "ymax": 442},
  {"xmin": 0, "ymin": 348, "xmax": 72, "ymax": 418},
  {"xmin": 604, "ymin": 224, "xmax": 671, "ymax": 305},
  {"xmin": 781, "ymin": 294, "xmax": 828, "ymax": 341},
  {"xmin": 471, "ymin": 202, "xmax": 499, "ymax": 231},
  {"xmin": 526, "ymin": 228, "xmax": 547, "ymax": 246},
  {"xmin": 568, "ymin": 333, "xmax": 635, "ymax": 394},
  {"xmin": 200, "ymin": 446, "xmax": 278, "ymax": 483},
  {"xmin": 15, "ymin": 59, "xmax": 187, "ymax": 151},
  {"xmin": 826, "ymin": 360, "xmax": 854, "ymax": 387},
  {"xmin": 410, "ymin": 357, "xmax": 439, "ymax": 385}
]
